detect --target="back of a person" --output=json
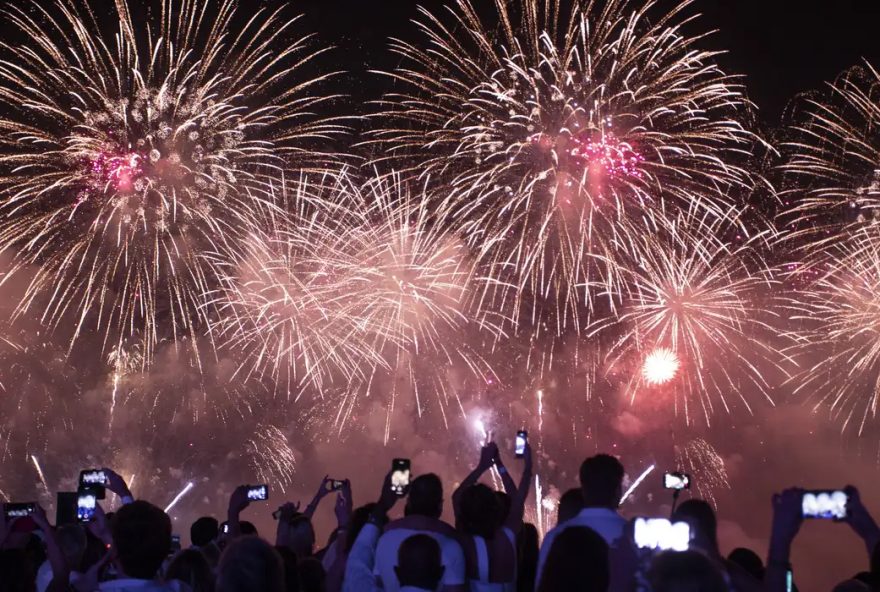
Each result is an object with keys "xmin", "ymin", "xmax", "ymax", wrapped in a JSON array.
[
  {"xmin": 375, "ymin": 526, "xmax": 464, "ymax": 592},
  {"xmin": 648, "ymin": 550, "xmax": 727, "ymax": 592},
  {"xmin": 536, "ymin": 527, "xmax": 609, "ymax": 592},
  {"xmin": 459, "ymin": 484, "xmax": 516, "ymax": 592},
  {"xmin": 216, "ymin": 536, "xmax": 285, "ymax": 592}
]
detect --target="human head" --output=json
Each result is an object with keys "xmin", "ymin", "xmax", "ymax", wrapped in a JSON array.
[
  {"xmin": 274, "ymin": 547, "xmax": 300, "ymax": 592},
  {"xmin": 405, "ymin": 474, "xmax": 443, "ymax": 519},
  {"xmin": 112, "ymin": 500, "xmax": 172, "ymax": 579},
  {"xmin": 216, "ymin": 536, "xmax": 285, "ymax": 592},
  {"xmin": 166, "ymin": 549, "xmax": 215, "ymax": 592},
  {"xmin": 647, "ymin": 550, "xmax": 727, "ymax": 592},
  {"xmin": 394, "ymin": 534, "xmax": 445, "ymax": 591},
  {"xmin": 672, "ymin": 499, "xmax": 718, "ymax": 556},
  {"xmin": 239, "ymin": 521, "xmax": 258, "ymax": 536},
  {"xmin": 279, "ymin": 513, "xmax": 316, "ymax": 558},
  {"xmin": 727, "ymin": 547, "xmax": 765, "ymax": 581},
  {"xmin": 579, "ymin": 454, "xmax": 624, "ymax": 509},
  {"xmin": 494, "ymin": 491, "xmax": 512, "ymax": 525},
  {"xmin": 460, "ymin": 484, "xmax": 500, "ymax": 539},
  {"xmin": 191, "ymin": 516, "xmax": 219, "ymax": 547},
  {"xmin": 536, "ymin": 526, "xmax": 609, "ymax": 592},
  {"xmin": 557, "ymin": 488, "xmax": 585, "ymax": 525}
]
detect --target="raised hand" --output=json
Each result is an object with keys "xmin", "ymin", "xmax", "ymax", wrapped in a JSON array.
[{"xmin": 102, "ymin": 468, "xmax": 133, "ymax": 499}]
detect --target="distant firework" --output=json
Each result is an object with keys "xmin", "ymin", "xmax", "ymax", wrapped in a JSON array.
[
  {"xmin": 0, "ymin": 0, "xmax": 344, "ymax": 364},
  {"xmin": 599, "ymin": 229, "xmax": 781, "ymax": 424},
  {"xmin": 788, "ymin": 241, "xmax": 880, "ymax": 435},
  {"xmin": 780, "ymin": 61, "xmax": 880, "ymax": 258},
  {"xmin": 369, "ymin": 0, "xmax": 761, "ymax": 329},
  {"xmin": 675, "ymin": 438, "xmax": 730, "ymax": 507}
]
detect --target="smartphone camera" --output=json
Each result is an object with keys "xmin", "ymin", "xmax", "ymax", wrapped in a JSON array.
[
  {"xmin": 76, "ymin": 490, "xmax": 97, "ymax": 523},
  {"xmin": 4, "ymin": 503, "xmax": 36, "ymax": 519},
  {"xmin": 327, "ymin": 479, "xmax": 345, "ymax": 492},
  {"xmin": 79, "ymin": 470, "xmax": 107, "ymax": 500},
  {"xmin": 802, "ymin": 490, "xmax": 848, "ymax": 520},
  {"xmin": 663, "ymin": 472, "xmax": 691, "ymax": 491},
  {"xmin": 633, "ymin": 517, "xmax": 690, "ymax": 552},
  {"xmin": 391, "ymin": 459, "xmax": 411, "ymax": 496},
  {"xmin": 515, "ymin": 430, "xmax": 528, "ymax": 458},
  {"xmin": 246, "ymin": 485, "xmax": 269, "ymax": 501}
]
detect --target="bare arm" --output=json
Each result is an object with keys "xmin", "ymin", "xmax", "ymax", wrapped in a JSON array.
[
  {"xmin": 505, "ymin": 442, "xmax": 533, "ymax": 532},
  {"xmin": 32, "ymin": 505, "xmax": 69, "ymax": 589},
  {"xmin": 493, "ymin": 447, "xmax": 518, "ymax": 496},
  {"xmin": 304, "ymin": 475, "xmax": 331, "ymax": 519},
  {"xmin": 452, "ymin": 444, "xmax": 496, "ymax": 526}
]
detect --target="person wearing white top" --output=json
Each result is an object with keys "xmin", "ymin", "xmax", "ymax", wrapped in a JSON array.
[{"xmin": 536, "ymin": 454, "xmax": 628, "ymax": 591}]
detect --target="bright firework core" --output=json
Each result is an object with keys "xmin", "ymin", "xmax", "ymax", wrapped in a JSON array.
[{"xmin": 642, "ymin": 348, "xmax": 680, "ymax": 385}]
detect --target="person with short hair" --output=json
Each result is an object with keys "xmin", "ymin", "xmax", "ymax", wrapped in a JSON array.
[
  {"xmin": 373, "ymin": 473, "xmax": 466, "ymax": 592},
  {"xmin": 395, "ymin": 535, "xmax": 445, "ymax": 592},
  {"xmin": 190, "ymin": 517, "xmax": 219, "ymax": 549},
  {"xmin": 556, "ymin": 489, "xmax": 584, "ymax": 527},
  {"xmin": 535, "ymin": 454, "xmax": 626, "ymax": 586},
  {"xmin": 165, "ymin": 549, "xmax": 214, "ymax": 592},
  {"xmin": 536, "ymin": 526, "xmax": 609, "ymax": 592},
  {"xmin": 647, "ymin": 550, "xmax": 727, "ymax": 592}
]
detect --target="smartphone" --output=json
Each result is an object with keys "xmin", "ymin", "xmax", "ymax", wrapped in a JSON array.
[
  {"xmin": 220, "ymin": 521, "xmax": 230, "ymax": 534},
  {"xmin": 663, "ymin": 472, "xmax": 691, "ymax": 491},
  {"xmin": 56, "ymin": 492, "xmax": 78, "ymax": 526},
  {"xmin": 786, "ymin": 568, "xmax": 793, "ymax": 592},
  {"xmin": 802, "ymin": 490, "xmax": 848, "ymax": 520},
  {"xmin": 633, "ymin": 517, "xmax": 690, "ymax": 552},
  {"xmin": 391, "ymin": 458, "xmax": 411, "ymax": 496},
  {"xmin": 76, "ymin": 491, "xmax": 97, "ymax": 523},
  {"xmin": 326, "ymin": 479, "xmax": 345, "ymax": 492},
  {"xmin": 79, "ymin": 469, "xmax": 107, "ymax": 500},
  {"xmin": 170, "ymin": 534, "xmax": 181, "ymax": 555},
  {"xmin": 4, "ymin": 503, "xmax": 36, "ymax": 518},
  {"xmin": 515, "ymin": 430, "xmax": 528, "ymax": 458},
  {"xmin": 246, "ymin": 485, "xmax": 269, "ymax": 501}
]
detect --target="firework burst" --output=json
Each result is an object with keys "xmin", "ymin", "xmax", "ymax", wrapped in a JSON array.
[
  {"xmin": 369, "ymin": 0, "xmax": 762, "ymax": 330},
  {"xmin": 0, "ymin": 0, "xmax": 346, "ymax": 364},
  {"xmin": 596, "ymin": 228, "xmax": 782, "ymax": 424},
  {"xmin": 780, "ymin": 61, "xmax": 880, "ymax": 258},
  {"xmin": 786, "ymin": 240, "xmax": 880, "ymax": 436},
  {"xmin": 675, "ymin": 438, "xmax": 729, "ymax": 507},
  {"xmin": 246, "ymin": 424, "xmax": 296, "ymax": 491}
]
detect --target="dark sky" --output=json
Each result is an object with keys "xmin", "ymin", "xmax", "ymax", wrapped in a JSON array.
[{"xmin": 295, "ymin": 0, "xmax": 880, "ymax": 123}]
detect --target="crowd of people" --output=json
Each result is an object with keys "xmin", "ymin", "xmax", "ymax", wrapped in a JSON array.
[{"xmin": 1, "ymin": 442, "xmax": 879, "ymax": 592}]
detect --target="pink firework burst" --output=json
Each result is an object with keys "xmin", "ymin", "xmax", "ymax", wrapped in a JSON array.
[
  {"xmin": 570, "ymin": 134, "xmax": 644, "ymax": 178},
  {"xmin": 90, "ymin": 151, "xmax": 143, "ymax": 192}
]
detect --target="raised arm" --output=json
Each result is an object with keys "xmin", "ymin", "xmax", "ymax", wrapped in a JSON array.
[
  {"xmin": 32, "ymin": 505, "xmax": 69, "ymax": 592},
  {"xmin": 505, "ymin": 442, "xmax": 533, "ymax": 531},
  {"xmin": 304, "ymin": 475, "xmax": 332, "ymax": 519},
  {"xmin": 452, "ymin": 443, "xmax": 496, "ymax": 525},
  {"xmin": 227, "ymin": 485, "xmax": 251, "ymax": 538},
  {"xmin": 844, "ymin": 485, "xmax": 880, "ymax": 558},
  {"xmin": 493, "ymin": 446, "xmax": 518, "ymax": 496},
  {"xmin": 765, "ymin": 488, "xmax": 803, "ymax": 592}
]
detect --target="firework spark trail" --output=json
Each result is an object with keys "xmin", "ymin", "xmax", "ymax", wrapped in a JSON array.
[
  {"xmin": 535, "ymin": 475, "xmax": 544, "ymax": 540},
  {"xmin": 0, "ymin": 0, "xmax": 347, "ymax": 365},
  {"xmin": 368, "ymin": 0, "xmax": 765, "ymax": 335},
  {"xmin": 31, "ymin": 455, "xmax": 49, "ymax": 497},
  {"xmin": 164, "ymin": 481, "xmax": 195, "ymax": 514},
  {"xmin": 620, "ymin": 463, "xmax": 655, "ymax": 505},
  {"xmin": 780, "ymin": 61, "xmax": 880, "ymax": 260},
  {"xmin": 247, "ymin": 425, "xmax": 296, "ymax": 491},
  {"xmin": 537, "ymin": 389, "xmax": 544, "ymax": 437},
  {"xmin": 675, "ymin": 439, "xmax": 729, "ymax": 507},
  {"xmin": 595, "ymin": 228, "xmax": 784, "ymax": 424},
  {"xmin": 787, "ymin": 240, "xmax": 880, "ymax": 434}
]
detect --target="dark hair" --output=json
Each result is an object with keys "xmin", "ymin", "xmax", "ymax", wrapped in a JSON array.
[
  {"xmin": 395, "ymin": 534, "xmax": 445, "ymax": 591},
  {"xmin": 557, "ymin": 488, "xmax": 585, "ymax": 525},
  {"xmin": 517, "ymin": 523, "xmax": 540, "ymax": 592},
  {"xmin": 727, "ymin": 547, "xmax": 765, "ymax": 581},
  {"xmin": 579, "ymin": 454, "xmax": 624, "ymax": 508},
  {"xmin": 298, "ymin": 557, "xmax": 326, "ymax": 592},
  {"xmin": 191, "ymin": 516, "xmax": 219, "ymax": 547},
  {"xmin": 672, "ymin": 499, "xmax": 718, "ymax": 555},
  {"xmin": 648, "ymin": 550, "xmax": 727, "ymax": 592},
  {"xmin": 275, "ymin": 547, "xmax": 300, "ymax": 592},
  {"xmin": 495, "ymin": 491, "xmax": 512, "ymax": 525},
  {"xmin": 537, "ymin": 526, "xmax": 609, "ymax": 592},
  {"xmin": 345, "ymin": 503, "xmax": 378, "ymax": 553},
  {"xmin": 217, "ymin": 536, "xmax": 285, "ymax": 592},
  {"xmin": 0, "ymin": 549, "xmax": 34, "ymax": 592},
  {"xmin": 460, "ymin": 484, "xmax": 501, "ymax": 539},
  {"xmin": 112, "ymin": 500, "xmax": 172, "ymax": 579},
  {"xmin": 239, "ymin": 521, "xmax": 258, "ymax": 536},
  {"xmin": 166, "ymin": 549, "xmax": 215, "ymax": 592},
  {"xmin": 405, "ymin": 474, "xmax": 443, "ymax": 519}
]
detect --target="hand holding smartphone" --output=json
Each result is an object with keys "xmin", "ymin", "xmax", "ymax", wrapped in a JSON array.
[
  {"xmin": 245, "ymin": 485, "xmax": 269, "ymax": 501},
  {"xmin": 4, "ymin": 502, "xmax": 36, "ymax": 519},
  {"xmin": 663, "ymin": 472, "xmax": 691, "ymax": 491},
  {"xmin": 515, "ymin": 430, "xmax": 528, "ymax": 458},
  {"xmin": 390, "ymin": 459, "xmax": 411, "ymax": 496},
  {"xmin": 633, "ymin": 517, "xmax": 690, "ymax": 552},
  {"xmin": 79, "ymin": 469, "xmax": 107, "ymax": 500},
  {"xmin": 76, "ymin": 490, "xmax": 98, "ymax": 523},
  {"xmin": 802, "ymin": 490, "xmax": 848, "ymax": 520}
]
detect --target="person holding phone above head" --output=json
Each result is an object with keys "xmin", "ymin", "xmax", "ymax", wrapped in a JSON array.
[{"xmin": 451, "ymin": 440, "xmax": 532, "ymax": 592}]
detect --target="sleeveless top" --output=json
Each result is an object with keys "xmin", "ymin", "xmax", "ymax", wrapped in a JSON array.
[{"xmin": 468, "ymin": 528, "xmax": 517, "ymax": 592}]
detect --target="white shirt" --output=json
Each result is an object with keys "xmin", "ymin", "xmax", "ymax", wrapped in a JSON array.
[
  {"xmin": 344, "ymin": 523, "xmax": 382, "ymax": 592},
  {"xmin": 374, "ymin": 517, "xmax": 466, "ymax": 592},
  {"xmin": 535, "ymin": 507, "xmax": 626, "ymax": 584}
]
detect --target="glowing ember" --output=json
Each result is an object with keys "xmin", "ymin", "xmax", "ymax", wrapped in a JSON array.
[
  {"xmin": 642, "ymin": 348, "xmax": 680, "ymax": 385},
  {"xmin": 90, "ymin": 151, "xmax": 143, "ymax": 192},
  {"xmin": 569, "ymin": 133, "xmax": 644, "ymax": 177}
]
